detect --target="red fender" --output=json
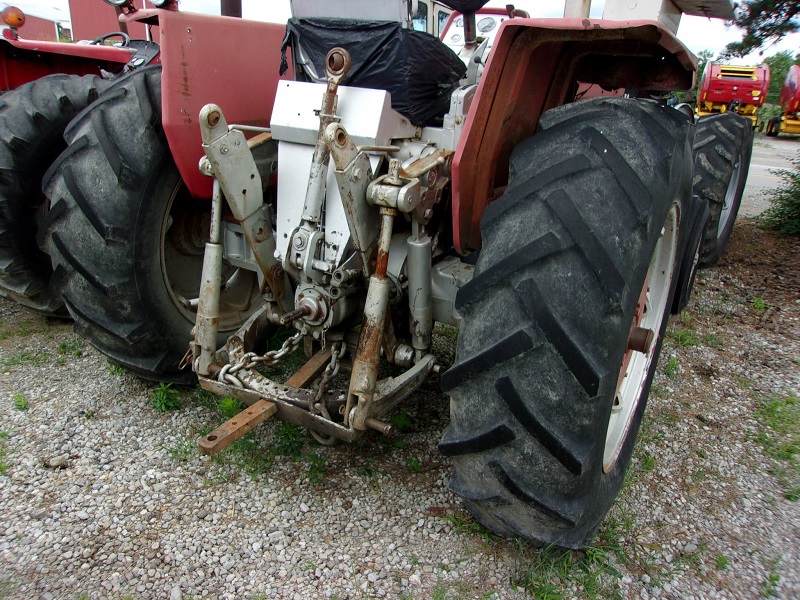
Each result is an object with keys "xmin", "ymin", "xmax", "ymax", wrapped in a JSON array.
[
  {"xmin": 452, "ymin": 18, "xmax": 696, "ymax": 253},
  {"xmin": 0, "ymin": 30, "xmax": 135, "ymax": 90},
  {"xmin": 122, "ymin": 9, "xmax": 292, "ymax": 199}
]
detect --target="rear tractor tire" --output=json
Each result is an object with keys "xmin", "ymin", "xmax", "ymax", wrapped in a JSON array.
[
  {"xmin": 439, "ymin": 98, "xmax": 692, "ymax": 548},
  {"xmin": 0, "ymin": 74, "xmax": 107, "ymax": 315},
  {"xmin": 40, "ymin": 66, "xmax": 261, "ymax": 382},
  {"xmin": 693, "ymin": 112, "xmax": 753, "ymax": 268}
]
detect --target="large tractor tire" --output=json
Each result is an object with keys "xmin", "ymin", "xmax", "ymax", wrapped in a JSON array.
[
  {"xmin": 0, "ymin": 74, "xmax": 107, "ymax": 315},
  {"xmin": 40, "ymin": 66, "xmax": 260, "ymax": 383},
  {"xmin": 439, "ymin": 98, "xmax": 692, "ymax": 548},
  {"xmin": 693, "ymin": 112, "xmax": 752, "ymax": 268}
]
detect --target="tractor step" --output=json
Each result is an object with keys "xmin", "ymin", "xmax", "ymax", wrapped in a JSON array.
[{"xmin": 198, "ymin": 399, "xmax": 277, "ymax": 456}]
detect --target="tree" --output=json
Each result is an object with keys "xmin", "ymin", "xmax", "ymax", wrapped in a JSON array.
[{"xmin": 721, "ymin": 0, "xmax": 800, "ymax": 59}]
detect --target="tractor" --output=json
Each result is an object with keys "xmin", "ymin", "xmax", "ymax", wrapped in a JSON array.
[
  {"xmin": 34, "ymin": 0, "xmax": 752, "ymax": 548},
  {"xmin": 765, "ymin": 64, "xmax": 800, "ymax": 137},
  {"xmin": 0, "ymin": 3, "xmax": 159, "ymax": 314}
]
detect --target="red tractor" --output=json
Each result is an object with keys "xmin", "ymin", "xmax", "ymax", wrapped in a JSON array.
[
  {"xmin": 31, "ymin": 0, "xmax": 751, "ymax": 548},
  {"xmin": 696, "ymin": 60, "xmax": 770, "ymax": 127},
  {"xmin": 0, "ymin": 3, "xmax": 159, "ymax": 313},
  {"xmin": 765, "ymin": 64, "xmax": 800, "ymax": 136}
]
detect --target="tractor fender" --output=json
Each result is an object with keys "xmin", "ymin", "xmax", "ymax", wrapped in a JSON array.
[
  {"xmin": 121, "ymin": 9, "xmax": 292, "ymax": 199},
  {"xmin": 452, "ymin": 18, "xmax": 696, "ymax": 253},
  {"xmin": 0, "ymin": 30, "xmax": 134, "ymax": 90}
]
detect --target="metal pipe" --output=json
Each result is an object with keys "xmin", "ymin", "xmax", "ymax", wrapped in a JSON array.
[
  {"xmin": 220, "ymin": 0, "xmax": 242, "ymax": 18},
  {"xmin": 564, "ymin": 0, "xmax": 591, "ymax": 18},
  {"xmin": 195, "ymin": 180, "xmax": 225, "ymax": 375},
  {"xmin": 407, "ymin": 233, "xmax": 432, "ymax": 355},
  {"xmin": 346, "ymin": 209, "xmax": 397, "ymax": 430}
]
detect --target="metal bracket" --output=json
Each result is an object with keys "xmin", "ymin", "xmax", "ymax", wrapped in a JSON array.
[{"xmin": 199, "ymin": 103, "xmax": 289, "ymax": 310}]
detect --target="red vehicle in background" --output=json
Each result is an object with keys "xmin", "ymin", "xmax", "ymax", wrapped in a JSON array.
[
  {"xmin": 696, "ymin": 61, "xmax": 769, "ymax": 128},
  {"xmin": 765, "ymin": 64, "xmax": 800, "ymax": 136}
]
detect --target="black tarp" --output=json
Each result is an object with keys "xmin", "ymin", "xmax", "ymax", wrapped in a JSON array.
[{"xmin": 280, "ymin": 18, "xmax": 466, "ymax": 126}]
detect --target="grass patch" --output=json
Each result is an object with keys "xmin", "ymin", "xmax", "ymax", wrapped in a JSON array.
[
  {"xmin": 0, "ymin": 441, "xmax": 9, "ymax": 476},
  {"xmin": 57, "ymin": 337, "xmax": 83, "ymax": 357},
  {"xmin": 751, "ymin": 296, "xmax": 768, "ymax": 312},
  {"xmin": 669, "ymin": 328, "xmax": 700, "ymax": 347},
  {"xmin": 755, "ymin": 395, "xmax": 799, "ymax": 500},
  {"xmin": 106, "ymin": 361, "xmax": 126, "ymax": 376},
  {"xmin": 514, "ymin": 543, "xmax": 622, "ymax": 600},
  {"xmin": 663, "ymin": 357, "xmax": 679, "ymax": 378},
  {"xmin": 702, "ymin": 334, "xmax": 724, "ymax": 349},
  {"xmin": 715, "ymin": 553, "xmax": 730, "ymax": 570},
  {"xmin": 1, "ymin": 350, "xmax": 49, "ymax": 368},
  {"xmin": 11, "ymin": 393, "xmax": 28, "ymax": 411},
  {"xmin": 761, "ymin": 558, "xmax": 781, "ymax": 598},
  {"xmin": 150, "ymin": 382, "xmax": 182, "ymax": 412}
]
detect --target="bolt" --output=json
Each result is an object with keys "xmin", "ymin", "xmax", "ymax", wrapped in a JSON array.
[
  {"xmin": 220, "ymin": 145, "xmax": 228, "ymax": 154},
  {"xmin": 207, "ymin": 110, "xmax": 221, "ymax": 127},
  {"xmin": 423, "ymin": 209, "xmax": 433, "ymax": 220},
  {"xmin": 292, "ymin": 235, "xmax": 306, "ymax": 250}
]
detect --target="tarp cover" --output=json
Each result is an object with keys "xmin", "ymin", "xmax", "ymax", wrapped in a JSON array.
[{"xmin": 280, "ymin": 18, "xmax": 466, "ymax": 126}]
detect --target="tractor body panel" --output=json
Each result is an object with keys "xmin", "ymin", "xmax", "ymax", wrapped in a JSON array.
[
  {"xmin": 451, "ymin": 17, "xmax": 696, "ymax": 253},
  {"xmin": 0, "ymin": 31, "xmax": 134, "ymax": 90},
  {"xmin": 696, "ymin": 61, "xmax": 769, "ymax": 124},
  {"xmin": 121, "ymin": 9, "xmax": 291, "ymax": 199}
]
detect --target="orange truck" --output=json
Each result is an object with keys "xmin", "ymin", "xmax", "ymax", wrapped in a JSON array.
[{"xmin": 696, "ymin": 61, "xmax": 770, "ymax": 127}]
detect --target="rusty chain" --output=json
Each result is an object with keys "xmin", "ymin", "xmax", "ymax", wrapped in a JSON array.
[{"xmin": 217, "ymin": 331, "xmax": 304, "ymax": 387}]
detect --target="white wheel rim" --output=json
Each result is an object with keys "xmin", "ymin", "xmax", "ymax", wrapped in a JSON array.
[
  {"xmin": 603, "ymin": 204, "xmax": 679, "ymax": 472},
  {"xmin": 718, "ymin": 158, "xmax": 742, "ymax": 236}
]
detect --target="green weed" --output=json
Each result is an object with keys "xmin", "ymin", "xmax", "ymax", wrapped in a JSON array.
[
  {"xmin": 306, "ymin": 452, "xmax": 327, "ymax": 484},
  {"xmin": 514, "ymin": 543, "xmax": 621, "ymax": 600},
  {"xmin": 703, "ymin": 334, "xmax": 724, "ymax": 348},
  {"xmin": 0, "ymin": 442, "xmax": 9, "ymax": 476},
  {"xmin": 761, "ymin": 559, "xmax": 781, "ymax": 598},
  {"xmin": 715, "ymin": 553, "xmax": 730, "ymax": 570},
  {"xmin": 275, "ymin": 422, "xmax": 305, "ymax": 459},
  {"xmin": 752, "ymin": 296, "xmax": 768, "ymax": 312},
  {"xmin": 167, "ymin": 438, "xmax": 196, "ymax": 462},
  {"xmin": 218, "ymin": 396, "xmax": 243, "ymax": 420},
  {"xmin": 150, "ymin": 382, "xmax": 182, "ymax": 412},
  {"xmin": 106, "ymin": 361, "xmax": 126, "ymax": 376},
  {"xmin": 755, "ymin": 395, "xmax": 799, "ymax": 500},
  {"xmin": 389, "ymin": 412, "xmax": 413, "ymax": 433},
  {"xmin": 406, "ymin": 457, "xmax": 422, "ymax": 472},
  {"xmin": 1, "ymin": 350, "xmax": 48, "ymax": 368},
  {"xmin": 57, "ymin": 337, "xmax": 83, "ymax": 357},
  {"xmin": 664, "ymin": 357, "xmax": 679, "ymax": 378},
  {"xmin": 669, "ymin": 329, "xmax": 699, "ymax": 347},
  {"xmin": 11, "ymin": 393, "xmax": 28, "ymax": 411}
]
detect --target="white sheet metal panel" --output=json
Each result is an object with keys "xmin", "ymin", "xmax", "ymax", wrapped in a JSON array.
[
  {"xmin": 290, "ymin": 0, "xmax": 413, "ymax": 25},
  {"xmin": 276, "ymin": 142, "xmax": 381, "ymax": 268},
  {"xmin": 271, "ymin": 81, "xmax": 418, "ymax": 148}
]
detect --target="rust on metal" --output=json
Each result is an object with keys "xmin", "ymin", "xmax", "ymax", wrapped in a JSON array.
[
  {"xmin": 198, "ymin": 399, "xmax": 277, "ymax": 456},
  {"xmin": 627, "ymin": 326, "xmax": 655, "ymax": 354},
  {"xmin": 285, "ymin": 348, "xmax": 333, "ymax": 388}
]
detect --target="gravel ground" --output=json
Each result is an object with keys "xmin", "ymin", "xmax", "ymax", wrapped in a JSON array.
[{"xmin": 0, "ymin": 219, "xmax": 798, "ymax": 600}]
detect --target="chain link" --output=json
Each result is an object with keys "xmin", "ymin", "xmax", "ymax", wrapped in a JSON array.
[
  {"xmin": 217, "ymin": 331, "xmax": 303, "ymax": 387},
  {"xmin": 313, "ymin": 342, "xmax": 345, "ymax": 404}
]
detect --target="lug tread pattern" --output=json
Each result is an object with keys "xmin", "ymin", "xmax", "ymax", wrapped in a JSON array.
[
  {"xmin": 439, "ymin": 423, "xmax": 516, "ymax": 456},
  {"xmin": 440, "ymin": 328, "xmax": 537, "ymax": 392},
  {"xmin": 0, "ymin": 74, "xmax": 105, "ymax": 316},
  {"xmin": 454, "ymin": 232, "xmax": 566, "ymax": 311},
  {"xmin": 693, "ymin": 112, "xmax": 753, "ymax": 268},
  {"xmin": 40, "ymin": 66, "xmax": 195, "ymax": 383},
  {"xmin": 494, "ymin": 377, "xmax": 584, "ymax": 476},
  {"xmin": 443, "ymin": 98, "xmax": 692, "ymax": 548}
]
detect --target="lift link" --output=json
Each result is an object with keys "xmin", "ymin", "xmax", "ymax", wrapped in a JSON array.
[{"xmin": 198, "ymin": 103, "xmax": 289, "ymax": 311}]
